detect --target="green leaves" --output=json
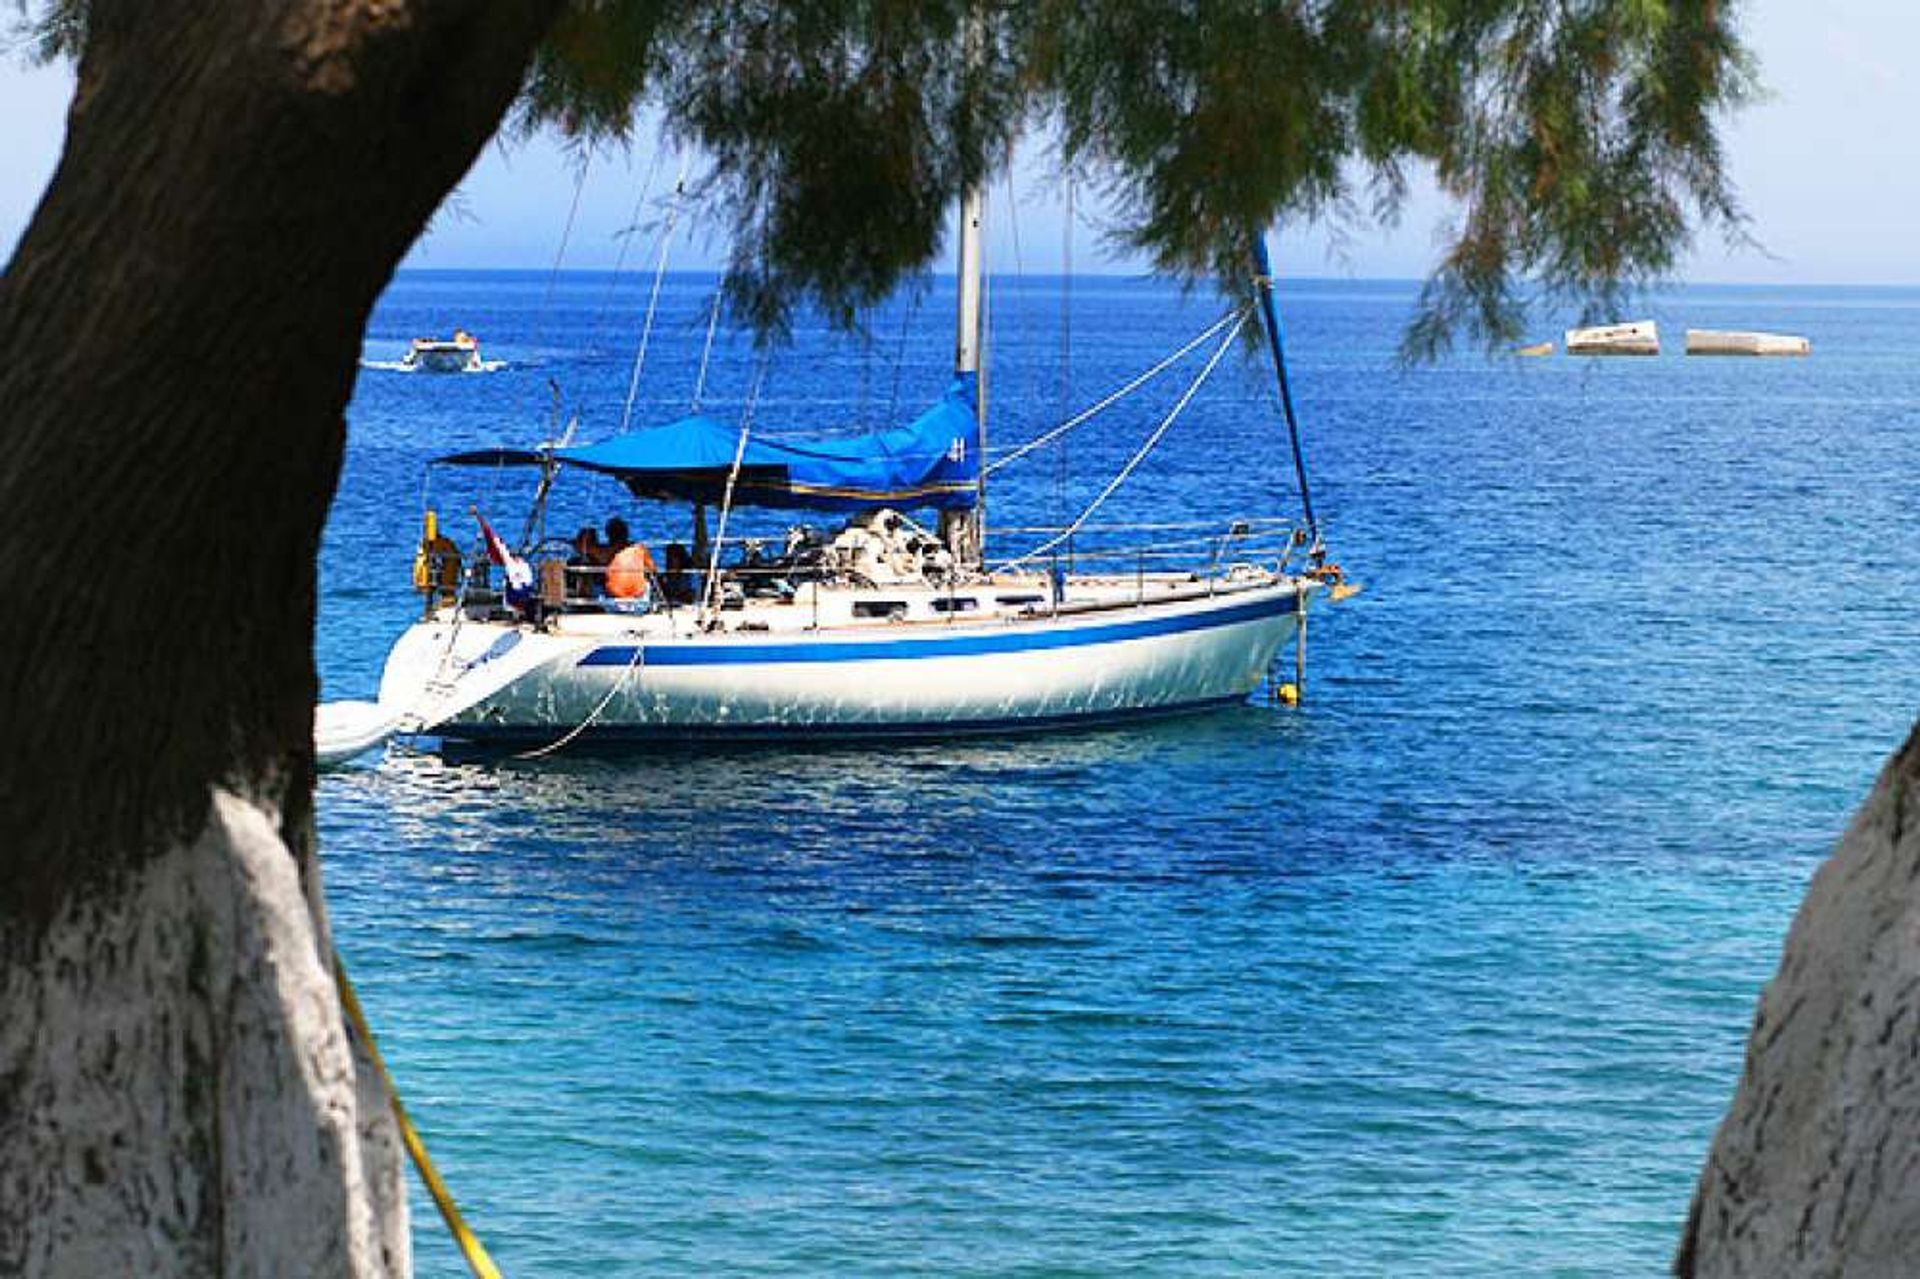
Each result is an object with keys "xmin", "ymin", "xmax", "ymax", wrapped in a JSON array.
[
  {"xmin": 28, "ymin": 0, "xmax": 1748, "ymax": 352},
  {"xmin": 33, "ymin": 0, "xmax": 1751, "ymax": 351},
  {"xmin": 516, "ymin": 1, "xmax": 678, "ymax": 140},
  {"xmin": 1389, "ymin": 0, "xmax": 1754, "ymax": 358},
  {"xmin": 653, "ymin": 0, "xmax": 1021, "ymax": 335}
]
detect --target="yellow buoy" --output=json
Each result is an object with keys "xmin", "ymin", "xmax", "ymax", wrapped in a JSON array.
[{"xmin": 1275, "ymin": 682, "xmax": 1301, "ymax": 706}]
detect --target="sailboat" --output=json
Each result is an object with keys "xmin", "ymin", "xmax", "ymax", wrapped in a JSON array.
[{"xmin": 345, "ymin": 185, "xmax": 1347, "ymax": 754}]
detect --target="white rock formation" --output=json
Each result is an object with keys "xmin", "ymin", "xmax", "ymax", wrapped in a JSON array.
[
  {"xmin": 0, "ymin": 788, "xmax": 407, "ymax": 1277},
  {"xmin": 1680, "ymin": 724, "xmax": 1920, "ymax": 1276}
]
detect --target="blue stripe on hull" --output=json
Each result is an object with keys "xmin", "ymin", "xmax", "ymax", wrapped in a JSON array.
[
  {"xmin": 430, "ymin": 693, "xmax": 1250, "ymax": 748},
  {"xmin": 577, "ymin": 591, "xmax": 1298, "ymax": 668}
]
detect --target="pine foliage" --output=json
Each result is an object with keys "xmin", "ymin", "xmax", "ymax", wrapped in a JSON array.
[{"xmin": 28, "ymin": 0, "xmax": 1756, "ymax": 350}]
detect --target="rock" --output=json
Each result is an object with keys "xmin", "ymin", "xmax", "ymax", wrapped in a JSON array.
[{"xmin": 1679, "ymin": 722, "xmax": 1920, "ymax": 1277}]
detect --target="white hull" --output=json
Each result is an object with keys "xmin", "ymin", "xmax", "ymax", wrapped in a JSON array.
[
  {"xmin": 1565, "ymin": 320, "xmax": 1659, "ymax": 356},
  {"xmin": 314, "ymin": 699, "xmax": 400, "ymax": 766},
  {"xmin": 378, "ymin": 579, "xmax": 1308, "ymax": 744},
  {"xmin": 1685, "ymin": 328, "xmax": 1811, "ymax": 356},
  {"xmin": 406, "ymin": 346, "xmax": 484, "ymax": 373}
]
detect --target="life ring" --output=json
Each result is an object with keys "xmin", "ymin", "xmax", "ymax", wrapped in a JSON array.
[{"xmin": 606, "ymin": 542, "xmax": 657, "ymax": 600}]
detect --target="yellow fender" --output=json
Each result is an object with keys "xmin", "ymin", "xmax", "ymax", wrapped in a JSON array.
[{"xmin": 411, "ymin": 510, "xmax": 439, "ymax": 593}]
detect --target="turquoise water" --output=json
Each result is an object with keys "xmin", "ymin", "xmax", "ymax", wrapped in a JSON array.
[{"xmin": 320, "ymin": 272, "xmax": 1920, "ymax": 1275}]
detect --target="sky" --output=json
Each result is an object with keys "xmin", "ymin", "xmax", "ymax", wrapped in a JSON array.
[{"xmin": 3, "ymin": 4, "xmax": 1916, "ymax": 285}]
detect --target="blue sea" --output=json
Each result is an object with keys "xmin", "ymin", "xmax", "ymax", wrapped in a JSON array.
[{"xmin": 319, "ymin": 269, "xmax": 1920, "ymax": 1276}]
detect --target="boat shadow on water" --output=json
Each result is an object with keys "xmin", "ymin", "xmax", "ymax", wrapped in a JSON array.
[
  {"xmin": 324, "ymin": 697, "xmax": 1318, "ymax": 833},
  {"xmin": 318, "ymin": 698, "xmax": 1329, "ymax": 913}
]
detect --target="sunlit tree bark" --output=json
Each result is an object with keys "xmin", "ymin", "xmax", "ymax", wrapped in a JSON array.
[
  {"xmin": 0, "ymin": 3, "xmax": 562, "ymax": 1272},
  {"xmin": 1678, "ymin": 726, "xmax": 1920, "ymax": 1278}
]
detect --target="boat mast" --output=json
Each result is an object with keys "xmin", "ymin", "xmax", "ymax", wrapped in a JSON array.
[
  {"xmin": 941, "ymin": 7, "xmax": 988, "ymax": 569},
  {"xmin": 952, "ymin": 181, "xmax": 987, "ymax": 565},
  {"xmin": 1250, "ymin": 230, "xmax": 1320, "ymax": 549}
]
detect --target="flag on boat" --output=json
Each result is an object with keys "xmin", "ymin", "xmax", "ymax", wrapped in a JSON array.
[{"xmin": 477, "ymin": 512, "xmax": 534, "ymax": 604}]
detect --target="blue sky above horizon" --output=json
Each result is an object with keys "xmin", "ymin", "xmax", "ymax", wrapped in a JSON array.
[{"xmin": 4, "ymin": 4, "xmax": 1914, "ymax": 286}]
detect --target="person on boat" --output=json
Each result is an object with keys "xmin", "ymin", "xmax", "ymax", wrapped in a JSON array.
[
  {"xmin": 566, "ymin": 526, "xmax": 605, "ymax": 599},
  {"xmin": 604, "ymin": 516, "xmax": 631, "ymax": 556},
  {"xmin": 661, "ymin": 542, "xmax": 696, "ymax": 605},
  {"xmin": 605, "ymin": 538, "xmax": 657, "ymax": 606}
]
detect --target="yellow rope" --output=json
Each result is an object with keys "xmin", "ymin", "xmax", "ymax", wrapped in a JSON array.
[{"xmin": 334, "ymin": 956, "xmax": 504, "ymax": 1279}]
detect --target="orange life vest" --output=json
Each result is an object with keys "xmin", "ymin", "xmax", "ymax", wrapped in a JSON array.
[{"xmin": 605, "ymin": 542, "xmax": 657, "ymax": 600}]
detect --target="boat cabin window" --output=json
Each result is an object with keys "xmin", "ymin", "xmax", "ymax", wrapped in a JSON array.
[
  {"xmin": 930, "ymin": 596, "xmax": 980, "ymax": 614},
  {"xmin": 995, "ymin": 593, "xmax": 1044, "ymax": 606},
  {"xmin": 852, "ymin": 600, "xmax": 909, "ymax": 620}
]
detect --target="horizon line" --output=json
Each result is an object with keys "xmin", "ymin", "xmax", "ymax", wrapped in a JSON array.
[{"xmin": 388, "ymin": 265, "xmax": 1920, "ymax": 291}]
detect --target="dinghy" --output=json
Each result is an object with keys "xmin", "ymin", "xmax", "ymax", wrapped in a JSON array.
[{"xmin": 314, "ymin": 700, "xmax": 400, "ymax": 768}]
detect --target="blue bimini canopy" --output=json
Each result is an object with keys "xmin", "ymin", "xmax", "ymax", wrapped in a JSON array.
[
  {"xmin": 438, "ymin": 376, "xmax": 980, "ymax": 513},
  {"xmin": 526, "ymin": 374, "xmax": 982, "ymax": 514}
]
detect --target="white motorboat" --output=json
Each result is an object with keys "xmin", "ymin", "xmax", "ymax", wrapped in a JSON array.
[
  {"xmin": 350, "ymin": 189, "xmax": 1349, "ymax": 755},
  {"xmin": 1684, "ymin": 328, "xmax": 1810, "ymax": 356},
  {"xmin": 400, "ymin": 329, "xmax": 487, "ymax": 373},
  {"xmin": 1565, "ymin": 320, "xmax": 1659, "ymax": 355}
]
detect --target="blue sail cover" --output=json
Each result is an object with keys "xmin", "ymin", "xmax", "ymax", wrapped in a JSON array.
[{"xmin": 547, "ymin": 374, "xmax": 982, "ymax": 513}]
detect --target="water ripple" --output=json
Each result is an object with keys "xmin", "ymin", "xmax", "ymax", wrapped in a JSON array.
[{"xmin": 319, "ymin": 274, "xmax": 1918, "ymax": 1277}]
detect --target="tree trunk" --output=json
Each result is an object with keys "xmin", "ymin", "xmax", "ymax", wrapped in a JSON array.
[
  {"xmin": 1679, "ymin": 721, "xmax": 1920, "ymax": 1277},
  {"xmin": 0, "ymin": 2, "xmax": 559, "ymax": 1273}
]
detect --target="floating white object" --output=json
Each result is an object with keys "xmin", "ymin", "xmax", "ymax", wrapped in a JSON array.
[
  {"xmin": 1685, "ymin": 329, "xmax": 1811, "ymax": 356},
  {"xmin": 1514, "ymin": 341, "xmax": 1554, "ymax": 357},
  {"xmin": 1565, "ymin": 320, "xmax": 1660, "ymax": 356},
  {"xmin": 404, "ymin": 329, "xmax": 485, "ymax": 373},
  {"xmin": 359, "ymin": 329, "xmax": 505, "ymax": 374},
  {"xmin": 314, "ymin": 699, "xmax": 400, "ymax": 768}
]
